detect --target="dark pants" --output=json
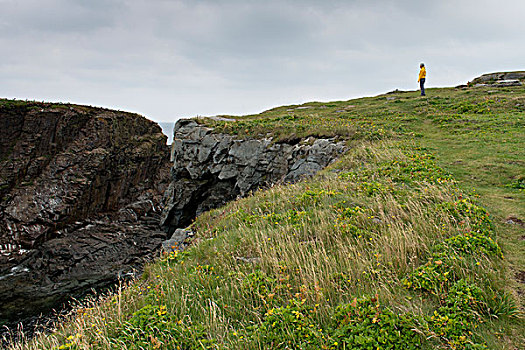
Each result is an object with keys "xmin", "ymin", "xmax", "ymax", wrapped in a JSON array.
[{"xmin": 420, "ymin": 78, "xmax": 426, "ymax": 96}]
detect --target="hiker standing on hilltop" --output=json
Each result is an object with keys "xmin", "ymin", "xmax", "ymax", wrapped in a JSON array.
[{"xmin": 418, "ymin": 63, "xmax": 426, "ymax": 96}]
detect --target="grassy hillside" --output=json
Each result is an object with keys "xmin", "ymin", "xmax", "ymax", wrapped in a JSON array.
[{"xmin": 11, "ymin": 85, "xmax": 524, "ymax": 349}]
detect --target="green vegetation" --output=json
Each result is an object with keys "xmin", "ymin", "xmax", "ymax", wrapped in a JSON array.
[{"xmin": 9, "ymin": 85, "xmax": 524, "ymax": 349}]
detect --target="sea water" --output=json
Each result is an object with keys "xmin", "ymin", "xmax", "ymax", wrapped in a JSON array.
[{"xmin": 158, "ymin": 122, "xmax": 175, "ymax": 144}]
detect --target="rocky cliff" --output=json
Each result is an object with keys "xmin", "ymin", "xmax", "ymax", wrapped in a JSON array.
[
  {"xmin": 0, "ymin": 102, "xmax": 347, "ymax": 327},
  {"xmin": 0, "ymin": 100, "xmax": 170, "ymax": 324},
  {"xmin": 160, "ymin": 119, "xmax": 346, "ymax": 233}
]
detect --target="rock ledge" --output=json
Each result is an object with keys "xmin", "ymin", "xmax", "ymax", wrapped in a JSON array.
[{"xmin": 161, "ymin": 119, "xmax": 346, "ymax": 231}]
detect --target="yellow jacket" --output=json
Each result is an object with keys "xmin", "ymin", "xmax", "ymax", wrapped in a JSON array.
[{"xmin": 418, "ymin": 67, "xmax": 426, "ymax": 82}]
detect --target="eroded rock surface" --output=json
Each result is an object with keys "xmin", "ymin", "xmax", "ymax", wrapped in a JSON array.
[
  {"xmin": 470, "ymin": 71, "xmax": 525, "ymax": 87},
  {"xmin": 0, "ymin": 100, "xmax": 170, "ymax": 324},
  {"xmin": 1, "ymin": 103, "xmax": 347, "ymax": 327},
  {"xmin": 161, "ymin": 119, "xmax": 346, "ymax": 232},
  {"xmin": 471, "ymin": 71, "xmax": 525, "ymax": 84}
]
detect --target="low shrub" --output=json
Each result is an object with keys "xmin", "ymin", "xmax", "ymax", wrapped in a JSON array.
[
  {"xmin": 331, "ymin": 296, "xmax": 423, "ymax": 349},
  {"xmin": 254, "ymin": 298, "xmax": 326, "ymax": 349}
]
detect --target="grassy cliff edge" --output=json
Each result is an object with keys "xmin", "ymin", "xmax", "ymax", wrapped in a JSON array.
[{"xmin": 9, "ymin": 83, "xmax": 524, "ymax": 349}]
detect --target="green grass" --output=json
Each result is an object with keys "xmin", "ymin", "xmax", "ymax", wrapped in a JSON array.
[{"xmin": 8, "ymin": 85, "xmax": 524, "ymax": 349}]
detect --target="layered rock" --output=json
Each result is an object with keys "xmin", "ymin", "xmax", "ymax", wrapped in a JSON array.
[
  {"xmin": 0, "ymin": 100, "xmax": 170, "ymax": 324},
  {"xmin": 470, "ymin": 71, "xmax": 525, "ymax": 87},
  {"xmin": 1, "ymin": 102, "xmax": 347, "ymax": 326},
  {"xmin": 160, "ymin": 119, "xmax": 346, "ymax": 232}
]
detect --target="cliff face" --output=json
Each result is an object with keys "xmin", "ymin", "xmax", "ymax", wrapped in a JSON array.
[
  {"xmin": 0, "ymin": 100, "xmax": 171, "ymax": 324},
  {"xmin": 0, "ymin": 103, "xmax": 347, "ymax": 326},
  {"xmin": 160, "ymin": 119, "xmax": 346, "ymax": 233}
]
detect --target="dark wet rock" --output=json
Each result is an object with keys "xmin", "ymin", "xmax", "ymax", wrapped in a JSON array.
[
  {"xmin": 1, "ymin": 218, "xmax": 166, "ymax": 323},
  {"xmin": 0, "ymin": 100, "xmax": 171, "ymax": 324},
  {"xmin": 160, "ymin": 119, "xmax": 346, "ymax": 232}
]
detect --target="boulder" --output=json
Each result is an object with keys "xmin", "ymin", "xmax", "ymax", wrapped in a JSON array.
[{"xmin": 161, "ymin": 228, "xmax": 194, "ymax": 253}]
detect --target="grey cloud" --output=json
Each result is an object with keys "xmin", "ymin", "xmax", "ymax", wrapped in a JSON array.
[
  {"xmin": 0, "ymin": 0, "xmax": 123, "ymax": 35},
  {"xmin": 1, "ymin": 0, "xmax": 525, "ymax": 121}
]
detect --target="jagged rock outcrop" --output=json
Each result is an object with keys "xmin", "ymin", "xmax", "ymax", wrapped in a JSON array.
[
  {"xmin": 162, "ymin": 228, "xmax": 194, "ymax": 253},
  {"xmin": 0, "ymin": 100, "xmax": 170, "ymax": 324},
  {"xmin": 1, "ymin": 102, "xmax": 347, "ymax": 326},
  {"xmin": 160, "ymin": 119, "xmax": 346, "ymax": 232},
  {"xmin": 470, "ymin": 71, "xmax": 525, "ymax": 87}
]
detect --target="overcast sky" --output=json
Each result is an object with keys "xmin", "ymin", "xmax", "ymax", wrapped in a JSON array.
[{"xmin": 1, "ymin": 0, "xmax": 524, "ymax": 122}]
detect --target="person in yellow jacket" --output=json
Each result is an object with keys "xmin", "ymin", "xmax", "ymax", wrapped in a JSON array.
[{"xmin": 418, "ymin": 63, "xmax": 426, "ymax": 96}]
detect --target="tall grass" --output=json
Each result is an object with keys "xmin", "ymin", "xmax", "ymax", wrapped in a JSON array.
[{"xmin": 11, "ymin": 140, "xmax": 517, "ymax": 349}]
